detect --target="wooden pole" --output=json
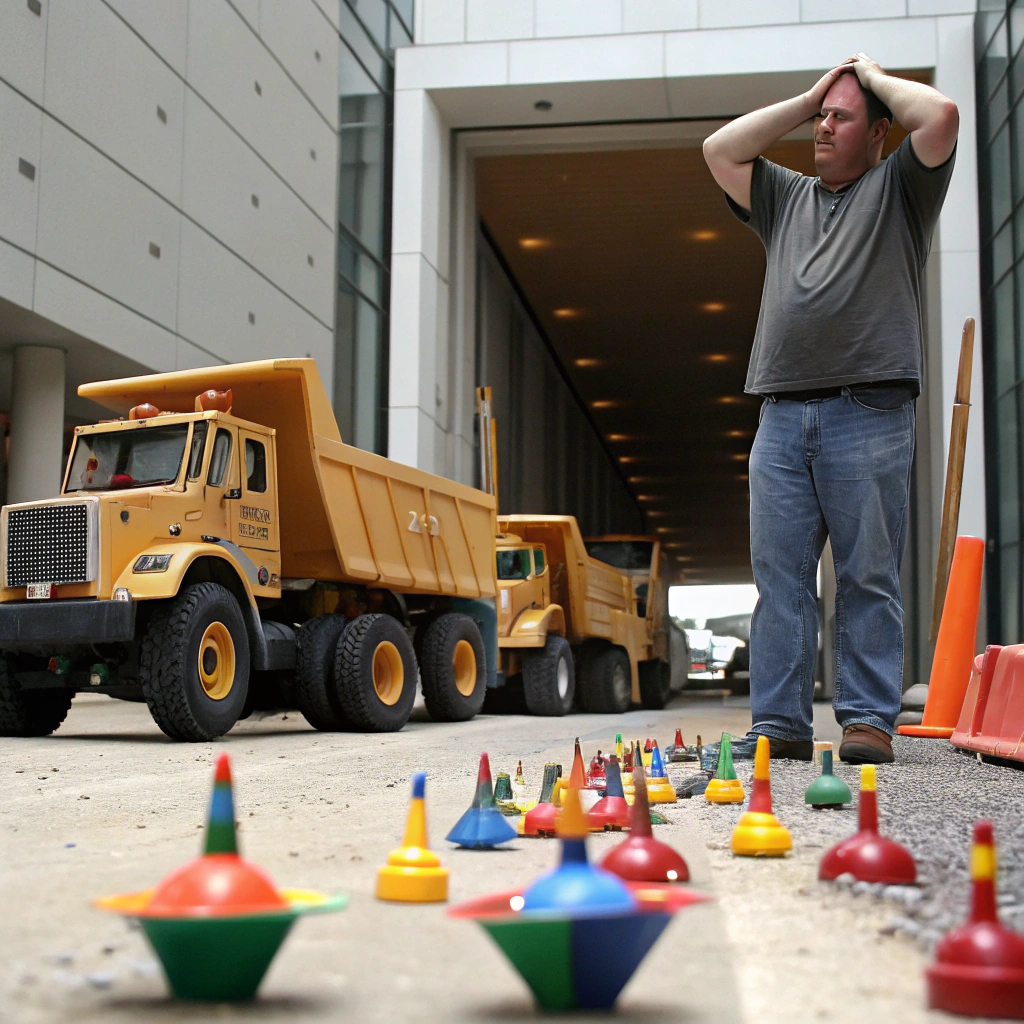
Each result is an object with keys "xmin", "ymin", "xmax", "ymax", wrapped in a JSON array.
[{"xmin": 929, "ymin": 317, "xmax": 975, "ymax": 643}]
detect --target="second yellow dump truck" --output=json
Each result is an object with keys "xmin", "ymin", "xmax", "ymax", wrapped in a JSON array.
[
  {"xmin": 495, "ymin": 516, "xmax": 672, "ymax": 715},
  {"xmin": 0, "ymin": 360, "xmax": 497, "ymax": 741}
]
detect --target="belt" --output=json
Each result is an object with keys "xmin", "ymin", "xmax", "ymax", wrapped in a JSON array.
[{"xmin": 769, "ymin": 386, "xmax": 844, "ymax": 402}]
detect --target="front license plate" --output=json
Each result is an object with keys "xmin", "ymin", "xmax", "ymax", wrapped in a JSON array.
[{"xmin": 26, "ymin": 583, "xmax": 55, "ymax": 600}]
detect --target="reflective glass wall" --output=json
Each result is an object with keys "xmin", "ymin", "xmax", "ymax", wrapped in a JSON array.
[{"xmin": 335, "ymin": 0, "xmax": 413, "ymax": 454}]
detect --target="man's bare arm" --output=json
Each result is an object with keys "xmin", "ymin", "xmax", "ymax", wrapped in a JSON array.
[
  {"xmin": 702, "ymin": 67, "xmax": 845, "ymax": 211},
  {"xmin": 847, "ymin": 53, "xmax": 958, "ymax": 168}
]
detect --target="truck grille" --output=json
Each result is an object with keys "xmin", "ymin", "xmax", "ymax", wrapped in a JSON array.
[{"xmin": 4, "ymin": 502, "xmax": 97, "ymax": 588}]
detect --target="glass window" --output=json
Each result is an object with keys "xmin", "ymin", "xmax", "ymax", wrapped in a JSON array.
[
  {"xmin": 533, "ymin": 548, "xmax": 545, "ymax": 574},
  {"xmin": 338, "ymin": 230, "xmax": 382, "ymax": 300},
  {"xmin": 392, "ymin": 0, "xmax": 414, "ymax": 34},
  {"xmin": 66, "ymin": 424, "xmax": 189, "ymax": 492},
  {"xmin": 244, "ymin": 438, "xmax": 267, "ymax": 493},
  {"xmin": 999, "ymin": 391, "xmax": 1020, "ymax": 543},
  {"xmin": 584, "ymin": 539, "xmax": 655, "ymax": 570},
  {"xmin": 1002, "ymin": 543, "xmax": 1020, "ymax": 642},
  {"xmin": 207, "ymin": 429, "xmax": 232, "ymax": 487},
  {"xmin": 1012, "ymin": 4, "xmax": 1024, "ymax": 59},
  {"xmin": 347, "ymin": 0, "xmax": 388, "ymax": 51},
  {"xmin": 335, "ymin": 279, "xmax": 384, "ymax": 451},
  {"xmin": 980, "ymin": 13, "xmax": 1009, "ymax": 99},
  {"xmin": 987, "ymin": 76, "xmax": 1010, "ymax": 144},
  {"xmin": 496, "ymin": 549, "xmax": 532, "ymax": 580},
  {"xmin": 339, "ymin": 3, "xmax": 387, "ymax": 89},
  {"xmin": 187, "ymin": 421, "xmax": 209, "ymax": 480},
  {"xmin": 989, "ymin": 122, "xmax": 1013, "ymax": 239},
  {"xmin": 339, "ymin": 69, "xmax": 387, "ymax": 256},
  {"xmin": 389, "ymin": 5, "xmax": 412, "ymax": 49}
]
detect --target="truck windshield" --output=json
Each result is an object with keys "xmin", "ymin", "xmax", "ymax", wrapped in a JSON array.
[
  {"xmin": 66, "ymin": 423, "xmax": 190, "ymax": 491},
  {"xmin": 585, "ymin": 540, "xmax": 654, "ymax": 571},
  {"xmin": 496, "ymin": 549, "xmax": 532, "ymax": 580}
]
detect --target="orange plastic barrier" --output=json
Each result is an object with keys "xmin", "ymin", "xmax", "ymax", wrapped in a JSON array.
[
  {"xmin": 898, "ymin": 536, "xmax": 984, "ymax": 738},
  {"xmin": 951, "ymin": 644, "xmax": 1024, "ymax": 763}
]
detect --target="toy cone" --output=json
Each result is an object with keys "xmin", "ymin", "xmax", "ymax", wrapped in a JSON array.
[
  {"xmin": 586, "ymin": 750, "xmax": 607, "ymax": 788},
  {"xmin": 447, "ymin": 754, "xmax": 518, "ymax": 849},
  {"xmin": 522, "ymin": 763, "xmax": 561, "ymax": 837},
  {"xmin": 646, "ymin": 743, "xmax": 677, "ymax": 804},
  {"xmin": 804, "ymin": 748, "xmax": 852, "ymax": 809},
  {"xmin": 563, "ymin": 739, "xmax": 600, "ymax": 811},
  {"xmin": 622, "ymin": 743, "xmax": 634, "ymax": 772},
  {"xmin": 95, "ymin": 754, "xmax": 345, "ymax": 1001},
  {"xmin": 615, "ymin": 733, "xmax": 624, "ymax": 763},
  {"xmin": 705, "ymin": 733, "xmax": 745, "ymax": 804},
  {"xmin": 588, "ymin": 757, "xmax": 631, "ymax": 830},
  {"xmin": 899, "ymin": 536, "xmax": 985, "ymax": 738},
  {"xmin": 642, "ymin": 739, "xmax": 653, "ymax": 769},
  {"xmin": 674, "ymin": 728, "xmax": 684, "ymax": 749},
  {"xmin": 927, "ymin": 822, "xmax": 1024, "ymax": 1018},
  {"xmin": 494, "ymin": 771, "xmax": 517, "ymax": 815},
  {"xmin": 377, "ymin": 772, "xmax": 449, "ymax": 902},
  {"xmin": 730, "ymin": 737, "xmax": 791, "ymax": 857},
  {"xmin": 601, "ymin": 764, "xmax": 689, "ymax": 883},
  {"xmin": 818, "ymin": 766, "xmax": 915, "ymax": 884},
  {"xmin": 512, "ymin": 760, "xmax": 533, "ymax": 813}
]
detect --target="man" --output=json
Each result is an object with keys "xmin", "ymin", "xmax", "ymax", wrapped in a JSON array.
[{"xmin": 703, "ymin": 55, "xmax": 959, "ymax": 764}]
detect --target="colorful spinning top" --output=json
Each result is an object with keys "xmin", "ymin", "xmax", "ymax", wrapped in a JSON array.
[
  {"xmin": 803, "ymin": 747, "xmax": 852, "ymax": 809},
  {"xmin": 601, "ymin": 764, "xmax": 689, "ymax": 883},
  {"xmin": 521, "ymin": 763, "xmax": 561, "ymax": 837},
  {"xmin": 615, "ymin": 732, "xmax": 624, "ymax": 763},
  {"xmin": 587, "ymin": 750, "xmax": 607, "ymax": 788},
  {"xmin": 377, "ymin": 772, "xmax": 449, "ymax": 901},
  {"xmin": 927, "ymin": 822, "xmax": 1024, "ymax": 1019},
  {"xmin": 818, "ymin": 765, "xmax": 915, "ymax": 884},
  {"xmin": 563, "ymin": 738, "xmax": 601, "ymax": 812},
  {"xmin": 705, "ymin": 733, "xmax": 745, "ymax": 804},
  {"xmin": 447, "ymin": 753, "xmax": 518, "ymax": 849},
  {"xmin": 449, "ymin": 788, "xmax": 709, "ymax": 1011},
  {"xmin": 95, "ymin": 754, "xmax": 345, "ymax": 1001},
  {"xmin": 730, "ymin": 736, "xmax": 792, "ymax": 857},
  {"xmin": 646, "ymin": 743, "xmax": 677, "ymax": 804},
  {"xmin": 512, "ymin": 760, "xmax": 533, "ymax": 813},
  {"xmin": 494, "ymin": 771, "xmax": 518, "ymax": 815},
  {"xmin": 641, "ymin": 739, "xmax": 653, "ymax": 769},
  {"xmin": 587, "ymin": 756, "xmax": 631, "ymax": 831}
]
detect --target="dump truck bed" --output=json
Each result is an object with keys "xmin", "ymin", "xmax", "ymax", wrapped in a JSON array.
[
  {"xmin": 497, "ymin": 515, "xmax": 638, "ymax": 645},
  {"xmin": 80, "ymin": 359, "xmax": 496, "ymax": 599}
]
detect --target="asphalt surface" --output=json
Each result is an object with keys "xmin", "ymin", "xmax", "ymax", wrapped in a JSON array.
[{"xmin": 2, "ymin": 691, "xmax": 1022, "ymax": 1023}]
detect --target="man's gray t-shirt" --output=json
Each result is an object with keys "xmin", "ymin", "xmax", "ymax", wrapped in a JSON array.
[{"xmin": 728, "ymin": 136, "xmax": 955, "ymax": 395}]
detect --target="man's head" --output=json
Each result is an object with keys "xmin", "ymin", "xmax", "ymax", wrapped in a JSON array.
[{"xmin": 814, "ymin": 71, "xmax": 891, "ymax": 187}]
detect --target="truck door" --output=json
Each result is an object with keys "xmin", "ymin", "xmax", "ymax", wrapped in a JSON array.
[{"xmin": 231, "ymin": 429, "xmax": 279, "ymax": 555}]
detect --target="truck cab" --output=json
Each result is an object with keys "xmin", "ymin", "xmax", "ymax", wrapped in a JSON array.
[{"xmin": 495, "ymin": 534, "xmax": 551, "ymax": 639}]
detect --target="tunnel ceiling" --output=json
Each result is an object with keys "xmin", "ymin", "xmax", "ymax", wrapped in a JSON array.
[{"xmin": 476, "ymin": 128, "xmax": 905, "ymax": 584}]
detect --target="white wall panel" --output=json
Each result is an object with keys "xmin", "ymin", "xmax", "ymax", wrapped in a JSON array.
[
  {"xmin": 311, "ymin": 0, "xmax": 340, "ymax": 30},
  {"xmin": 181, "ymin": 91, "xmax": 333, "ymax": 325},
  {"xmin": 259, "ymin": 0, "xmax": 340, "ymax": 127},
  {"xmin": 176, "ymin": 220, "xmax": 332, "ymax": 371},
  {"xmin": 36, "ymin": 119, "xmax": 179, "ymax": 330},
  {"xmin": 698, "ymin": 0, "xmax": 801, "ymax": 28},
  {"xmin": 231, "ymin": 0, "xmax": 259, "ymax": 30},
  {"xmin": 0, "ymin": 83, "xmax": 42, "ymax": 252},
  {"xmin": 44, "ymin": 0, "xmax": 185, "ymax": 205},
  {"xmin": 622, "ymin": 0, "xmax": 698, "ymax": 33},
  {"xmin": 421, "ymin": 0, "xmax": 466, "ymax": 43},
  {"xmin": 0, "ymin": 0, "xmax": 47, "ymax": 102},
  {"xmin": 509, "ymin": 34, "xmax": 664, "ymax": 86},
  {"xmin": 34, "ymin": 263, "xmax": 178, "ymax": 373},
  {"xmin": 176, "ymin": 336, "xmax": 224, "ymax": 369},
  {"xmin": 800, "ymin": 0, "xmax": 907, "ymax": 21},
  {"xmin": 535, "ymin": 0, "xmax": 622, "ymax": 38},
  {"xmin": 0, "ymin": 238, "xmax": 35, "ymax": 310},
  {"xmin": 466, "ymin": 0, "xmax": 533, "ymax": 42},
  {"xmin": 103, "ymin": 0, "xmax": 189, "ymax": 75},
  {"xmin": 187, "ymin": 0, "xmax": 337, "ymax": 223}
]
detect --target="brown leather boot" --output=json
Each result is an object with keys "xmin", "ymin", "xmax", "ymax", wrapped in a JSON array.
[{"xmin": 839, "ymin": 724, "xmax": 894, "ymax": 764}]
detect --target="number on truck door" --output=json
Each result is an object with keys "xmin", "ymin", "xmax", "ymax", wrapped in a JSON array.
[{"xmin": 231, "ymin": 430, "xmax": 279, "ymax": 554}]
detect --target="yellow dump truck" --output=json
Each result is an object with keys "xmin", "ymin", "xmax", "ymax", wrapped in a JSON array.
[
  {"xmin": 0, "ymin": 360, "xmax": 498, "ymax": 741},
  {"xmin": 494, "ymin": 516, "xmax": 672, "ymax": 715}
]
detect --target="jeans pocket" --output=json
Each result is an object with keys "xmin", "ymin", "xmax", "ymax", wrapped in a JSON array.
[
  {"xmin": 848, "ymin": 386, "xmax": 915, "ymax": 413},
  {"xmin": 759, "ymin": 398, "xmax": 769, "ymax": 424}
]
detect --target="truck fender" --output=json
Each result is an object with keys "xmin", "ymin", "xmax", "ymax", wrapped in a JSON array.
[
  {"xmin": 508, "ymin": 605, "xmax": 566, "ymax": 645},
  {"xmin": 114, "ymin": 543, "xmax": 273, "ymax": 671}
]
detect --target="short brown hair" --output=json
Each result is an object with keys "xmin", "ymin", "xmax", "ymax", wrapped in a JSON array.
[{"xmin": 858, "ymin": 79, "xmax": 892, "ymax": 128}]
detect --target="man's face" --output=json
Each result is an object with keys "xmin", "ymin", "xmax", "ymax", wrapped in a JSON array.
[{"xmin": 814, "ymin": 73, "xmax": 881, "ymax": 184}]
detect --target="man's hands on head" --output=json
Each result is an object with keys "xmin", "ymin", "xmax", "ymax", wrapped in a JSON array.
[{"xmin": 842, "ymin": 53, "xmax": 886, "ymax": 90}]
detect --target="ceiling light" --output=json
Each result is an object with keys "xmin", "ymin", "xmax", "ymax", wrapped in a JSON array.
[
  {"xmin": 703, "ymin": 353, "xmax": 731, "ymax": 363},
  {"xmin": 736, "ymin": 473, "xmax": 749, "ymax": 481},
  {"xmin": 724, "ymin": 429, "xmax": 752, "ymax": 438},
  {"xmin": 717, "ymin": 395, "xmax": 741, "ymax": 405},
  {"xmin": 656, "ymin": 526, "xmax": 673, "ymax": 533},
  {"xmin": 618, "ymin": 455, "xmax": 638, "ymax": 464},
  {"xmin": 553, "ymin": 308, "xmax": 581, "ymax": 319},
  {"xmin": 636, "ymin": 495, "xmax": 655, "ymax": 502},
  {"xmin": 731, "ymin": 453, "xmax": 748, "ymax": 461},
  {"xmin": 607, "ymin": 434, "xmax": 631, "ymax": 442},
  {"xmin": 646, "ymin": 510, "xmax": 666, "ymax": 517},
  {"xmin": 690, "ymin": 229, "xmax": 719, "ymax": 242},
  {"xmin": 519, "ymin": 237, "xmax": 550, "ymax": 250},
  {"xmin": 664, "ymin": 542, "xmax": 689, "ymax": 549},
  {"xmin": 574, "ymin": 357, "xmax": 601, "ymax": 367},
  {"xmin": 676, "ymin": 555, "xmax": 693, "ymax": 562},
  {"xmin": 591, "ymin": 399, "xmax": 617, "ymax": 409},
  {"xmin": 701, "ymin": 301, "xmax": 726, "ymax": 313}
]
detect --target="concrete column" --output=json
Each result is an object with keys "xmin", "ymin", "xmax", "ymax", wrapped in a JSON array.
[{"xmin": 8, "ymin": 346, "xmax": 66, "ymax": 504}]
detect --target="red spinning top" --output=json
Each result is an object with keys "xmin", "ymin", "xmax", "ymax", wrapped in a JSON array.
[
  {"xmin": 819, "ymin": 765, "xmax": 916, "ymax": 884},
  {"xmin": 600, "ymin": 764, "xmax": 689, "ymax": 882},
  {"xmin": 927, "ymin": 821, "xmax": 1024, "ymax": 1019},
  {"xmin": 587, "ymin": 757, "xmax": 631, "ymax": 831}
]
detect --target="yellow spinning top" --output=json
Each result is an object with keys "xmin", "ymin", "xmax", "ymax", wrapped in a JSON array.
[
  {"xmin": 376, "ymin": 772, "xmax": 449, "ymax": 902},
  {"xmin": 730, "ymin": 737, "xmax": 792, "ymax": 857}
]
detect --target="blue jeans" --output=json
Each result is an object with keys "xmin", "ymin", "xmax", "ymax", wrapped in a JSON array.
[{"xmin": 748, "ymin": 389, "xmax": 915, "ymax": 741}]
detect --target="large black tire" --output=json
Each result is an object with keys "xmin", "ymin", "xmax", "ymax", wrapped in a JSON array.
[
  {"xmin": 522, "ymin": 635, "xmax": 575, "ymax": 716},
  {"xmin": 334, "ymin": 614, "xmax": 417, "ymax": 731},
  {"xmin": 0, "ymin": 656, "xmax": 73, "ymax": 737},
  {"xmin": 294, "ymin": 614, "xmax": 351, "ymax": 731},
  {"xmin": 638, "ymin": 659, "xmax": 672, "ymax": 710},
  {"xmin": 139, "ymin": 582, "xmax": 249, "ymax": 741},
  {"xmin": 419, "ymin": 613, "xmax": 487, "ymax": 722},
  {"xmin": 579, "ymin": 646, "xmax": 632, "ymax": 714}
]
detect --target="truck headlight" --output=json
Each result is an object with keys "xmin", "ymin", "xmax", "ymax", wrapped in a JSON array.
[
  {"xmin": 112, "ymin": 587, "xmax": 132, "ymax": 602},
  {"xmin": 133, "ymin": 554, "xmax": 172, "ymax": 573}
]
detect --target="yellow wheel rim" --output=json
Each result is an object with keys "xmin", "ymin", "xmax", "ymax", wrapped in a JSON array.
[
  {"xmin": 373, "ymin": 641, "xmax": 404, "ymax": 706},
  {"xmin": 453, "ymin": 639, "xmax": 477, "ymax": 697},
  {"xmin": 198, "ymin": 621, "xmax": 235, "ymax": 701}
]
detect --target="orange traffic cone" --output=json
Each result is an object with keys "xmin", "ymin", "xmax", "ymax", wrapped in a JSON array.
[{"xmin": 899, "ymin": 536, "xmax": 984, "ymax": 738}]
